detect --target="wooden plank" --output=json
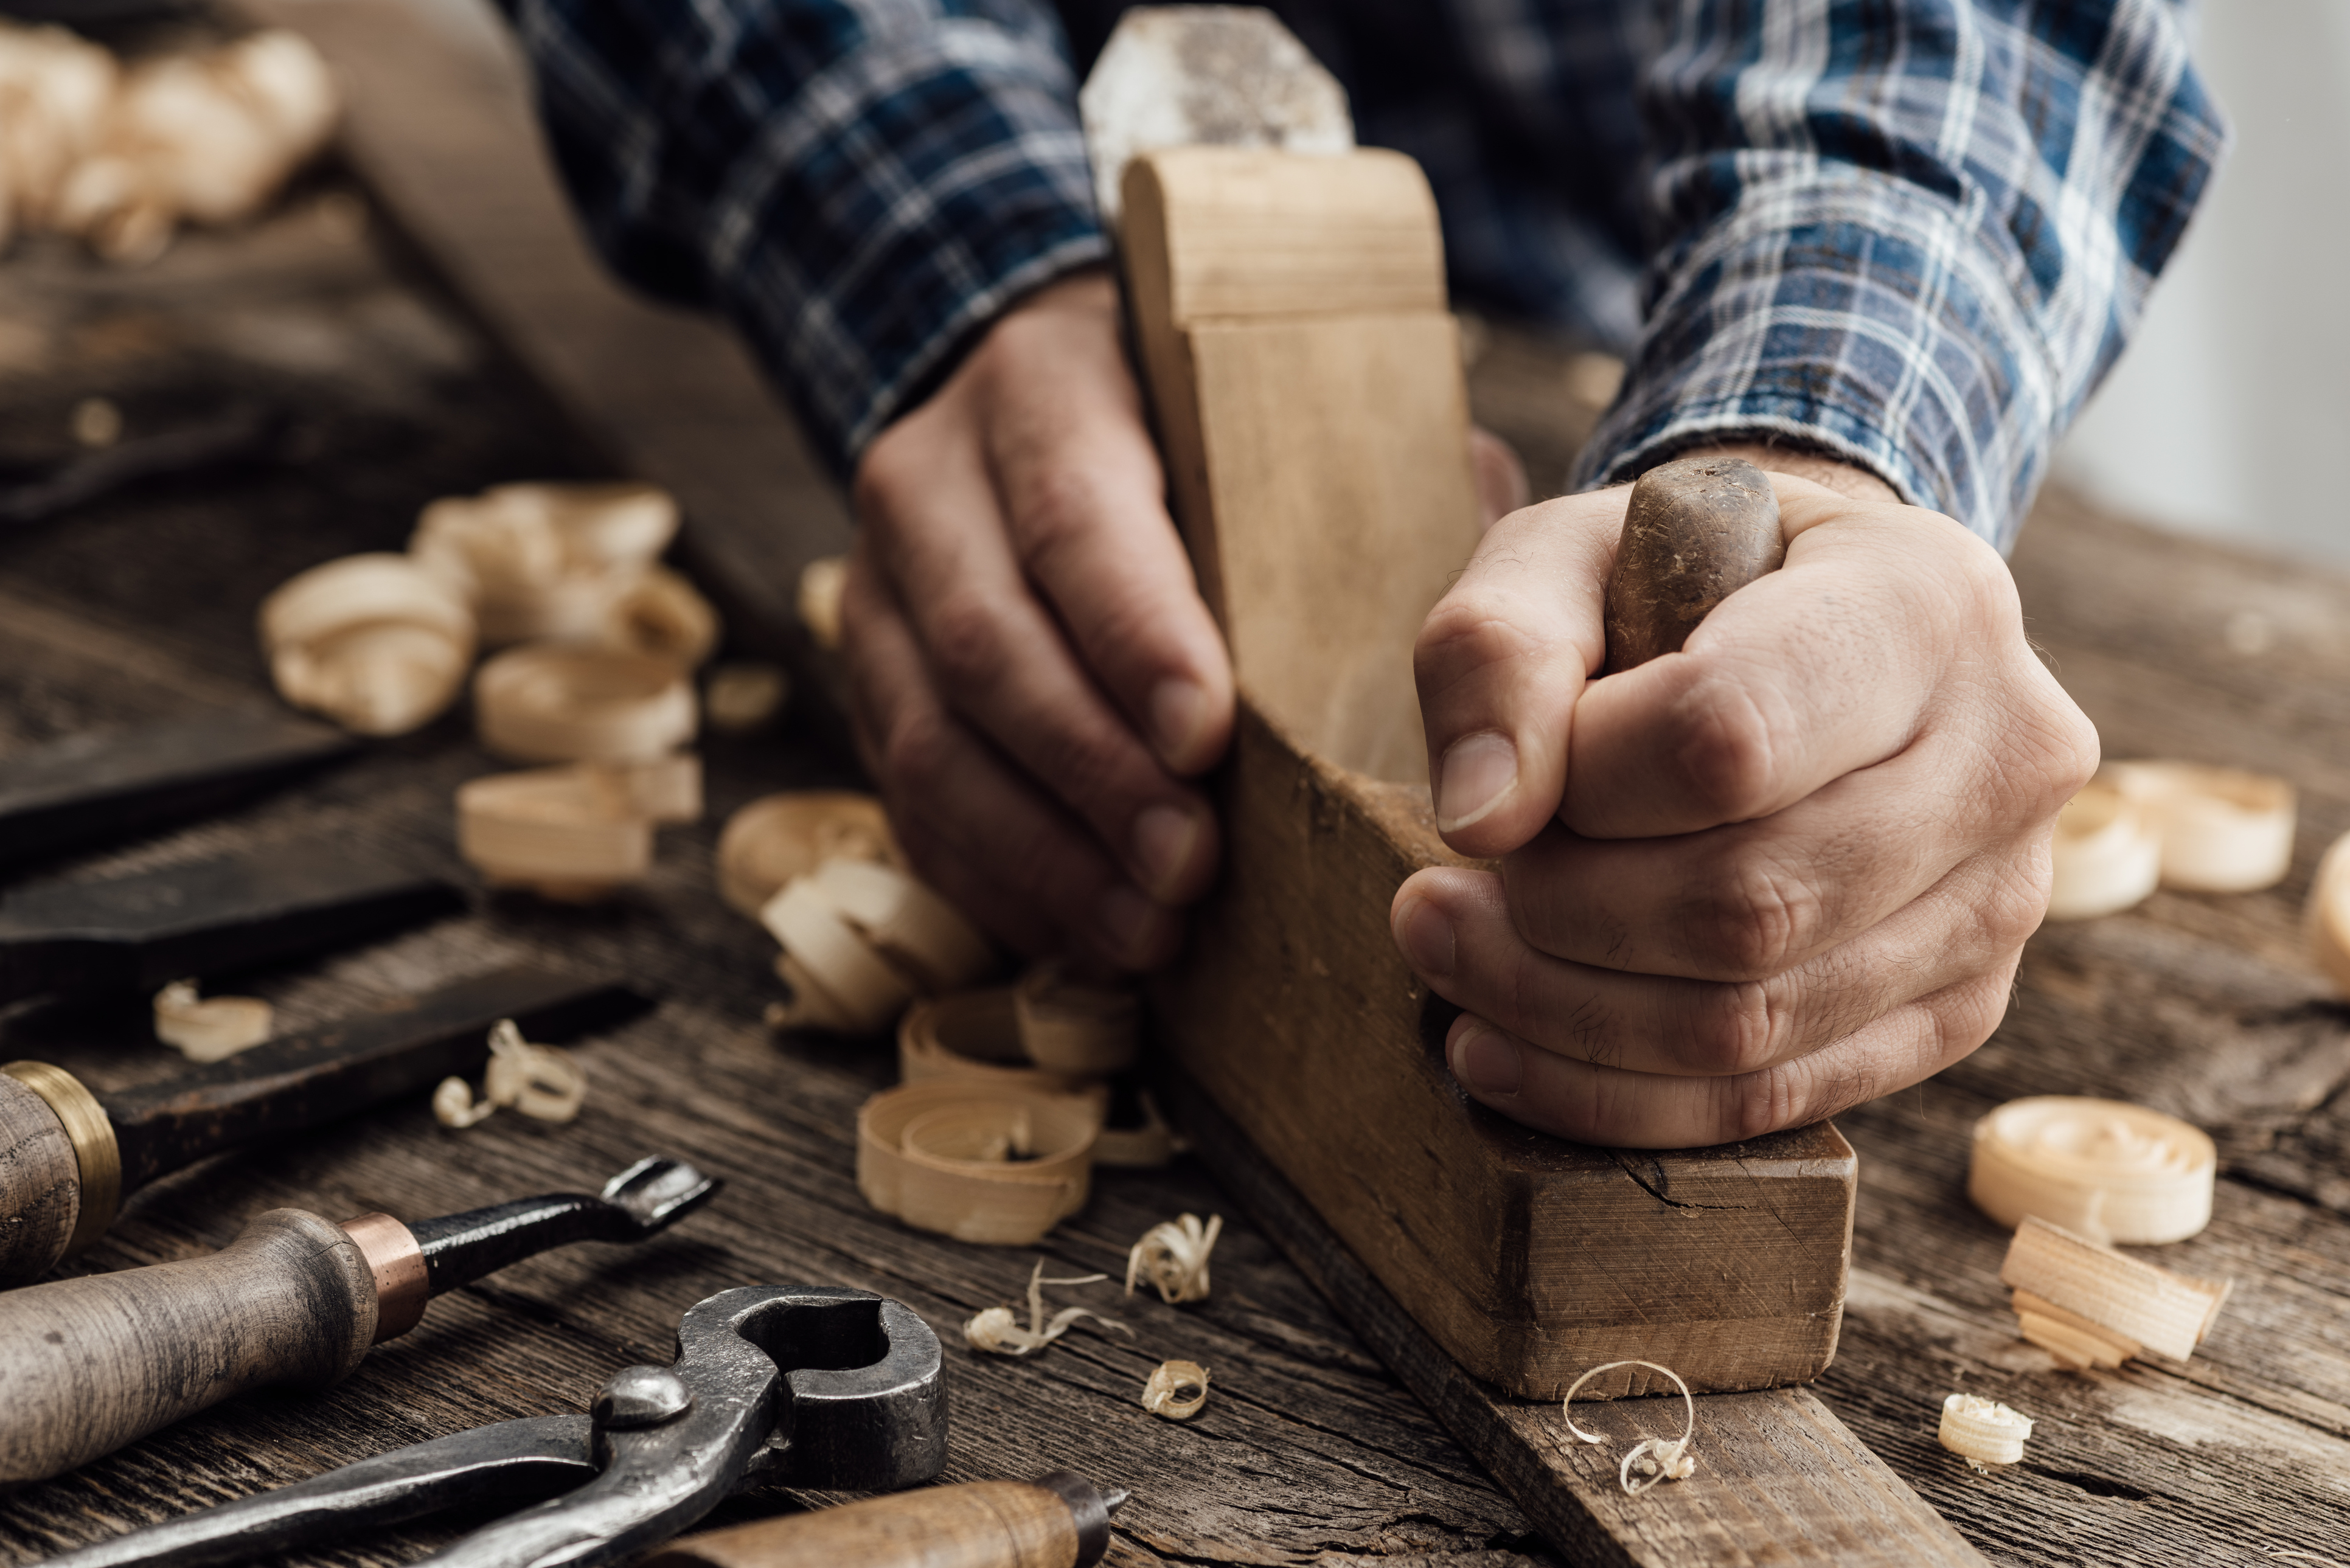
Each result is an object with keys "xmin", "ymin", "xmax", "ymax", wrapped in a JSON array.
[
  {"xmin": 1123, "ymin": 144, "xmax": 1857, "ymax": 1402},
  {"xmin": 235, "ymin": 0, "xmax": 853, "ymax": 718}
]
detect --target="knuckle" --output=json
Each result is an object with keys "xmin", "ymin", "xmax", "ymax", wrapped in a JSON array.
[
  {"xmin": 1665, "ymin": 679, "xmax": 1782, "ymax": 820},
  {"xmin": 1686, "ymin": 980, "xmax": 1782, "ymax": 1075},
  {"xmin": 920, "ymin": 587, "xmax": 1012, "ymax": 695},
  {"xmin": 1686, "ymin": 852, "xmax": 1822, "ymax": 980},
  {"xmin": 881, "ymin": 709, "xmax": 958, "ymax": 797},
  {"xmin": 1414, "ymin": 597, "xmax": 1544, "ymax": 699}
]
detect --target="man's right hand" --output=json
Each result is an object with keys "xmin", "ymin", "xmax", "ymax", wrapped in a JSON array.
[{"xmin": 842, "ymin": 268, "xmax": 1233, "ymax": 971}]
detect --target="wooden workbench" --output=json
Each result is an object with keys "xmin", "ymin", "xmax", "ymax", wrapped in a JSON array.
[{"xmin": 2, "ymin": 15, "xmax": 2348, "ymax": 1565}]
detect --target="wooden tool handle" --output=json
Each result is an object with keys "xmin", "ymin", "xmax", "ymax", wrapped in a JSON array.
[
  {"xmin": 0, "ymin": 1208, "xmax": 377, "ymax": 1487},
  {"xmin": 0, "ymin": 1069, "xmax": 82, "ymax": 1283},
  {"xmin": 1602, "ymin": 453, "xmax": 1784, "ymax": 673},
  {"xmin": 644, "ymin": 1479, "xmax": 1093, "ymax": 1568}
]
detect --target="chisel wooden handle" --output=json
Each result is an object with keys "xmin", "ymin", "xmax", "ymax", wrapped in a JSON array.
[
  {"xmin": 0, "ymin": 1209, "xmax": 377, "ymax": 1488},
  {"xmin": 644, "ymin": 1474, "xmax": 1119, "ymax": 1568},
  {"xmin": 1602, "ymin": 453, "xmax": 1784, "ymax": 673}
]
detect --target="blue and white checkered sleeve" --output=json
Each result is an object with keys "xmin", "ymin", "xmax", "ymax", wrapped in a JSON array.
[
  {"xmin": 498, "ymin": 0, "xmax": 1107, "ymax": 477},
  {"xmin": 1568, "ymin": 0, "xmax": 2226, "ymax": 550}
]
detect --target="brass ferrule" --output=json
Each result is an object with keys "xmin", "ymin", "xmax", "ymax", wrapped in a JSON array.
[
  {"xmin": 2, "ymin": 1061, "xmax": 120, "ymax": 1256},
  {"xmin": 339, "ymin": 1211, "xmax": 429, "ymax": 1343}
]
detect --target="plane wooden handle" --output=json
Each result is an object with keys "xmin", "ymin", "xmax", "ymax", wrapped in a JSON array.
[
  {"xmin": 1602, "ymin": 453, "xmax": 1784, "ymax": 673},
  {"xmin": 644, "ymin": 1480, "xmax": 1088, "ymax": 1568},
  {"xmin": 0, "ymin": 1070, "xmax": 82, "ymax": 1284},
  {"xmin": 0, "ymin": 1208, "xmax": 377, "ymax": 1488}
]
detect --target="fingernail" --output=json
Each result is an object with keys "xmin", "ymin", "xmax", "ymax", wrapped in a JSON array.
[
  {"xmin": 1132, "ymin": 803, "xmax": 1202, "ymax": 901},
  {"xmin": 1394, "ymin": 897, "xmax": 1455, "ymax": 980},
  {"xmin": 1436, "ymin": 732, "xmax": 1519, "ymax": 833},
  {"xmin": 1149, "ymin": 678, "xmax": 1212, "ymax": 768},
  {"xmin": 1449, "ymin": 1020, "xmax": 1523, "ymax": 1098},
  {"xmin": 1096, "ymin": 883, "xmax": 1163, "ymax": 967}
]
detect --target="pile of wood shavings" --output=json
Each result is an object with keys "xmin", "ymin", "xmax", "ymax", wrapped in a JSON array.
[
  {"xmin": 1126, "ymin": 1213, "xmax": 1222, "ymax": 1304},
  {"xmin": 1562, "ymin": 1360, "xmax": 1698, "ymax": 1497}
]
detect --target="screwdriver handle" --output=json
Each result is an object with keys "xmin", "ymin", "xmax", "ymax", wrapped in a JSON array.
[
  {"xmin": 0, "ymin": 1068, "xmax": 84, "ymax": 1282},
  {"xmin": 1602, "ymin": 453, "xmax": 1784, "ymax": 674},
  {"xmin": 0, "ymin": 1209, "xmax": 376, "ymax": 1487},
  {"xmin": 643, "ymin": 1476, "xmax": 1113, "ymax": 1568}
]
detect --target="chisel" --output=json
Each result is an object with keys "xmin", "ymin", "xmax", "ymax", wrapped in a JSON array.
[
  {"xmin": 0, "ymin": 840, "xmax": 462, "ymax": 1004},
  {"xmin": 0, "ymin": 1155, "xmax": 720, "ymax": 1487},
  {"xmin": 643, "ymin": 1473, "xmax": 1129, "ymax": 1568},
  {"xmin": 0, "ymin": 710, "xmax": 360, "ymax": 875},
  {"xmin": 0, "ymin": 964, "xmax": 647, "ymax": 1285}
]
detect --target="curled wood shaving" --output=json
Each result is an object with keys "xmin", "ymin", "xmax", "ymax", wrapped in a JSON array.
[
  {"xmin": 1142, "ymin": 1359, "xmax": 1209, "ymax": 1420},
  {"xmin": 1126, "ymin": 1213, "xmax": 1222, "ymax": 1305},
  {"xmin": 857, "ymin": 1079, "xmax": 1099, "ymax": 1244},
  {"xmin": 433, "ymin": 1018, "xmax": 586, "ymax": 1129},
  {"xmin": 2309, "ymin": 831, "xmax": 2350, "ymax": 999},
  {"xmin": 1014, "ymin": 960, "xmax": 1139, "ymax": 1075},
  {"xmin": 411, "ymin": 483, "xmax": 680, "ymax": 648},
  {"xmin": 1561, "ymin": 1360, "xmax": 1698, "ymax": 1497},
  {"xmin": 2046, "ymin": 780, "xmax": 2161, "ymax": 921},
  {"xmin": 1937, "ymin": 1393, "xmax": 2032, "ymax": 1468},
  {"xmin": 1998, "ymin": 1215, "xmax": 2230, "ymax": 1366},
  {"xmin": 1967, "ymin": 1096, "xmax": 2216, "ymax": 1244},
  {"xmin": 799, "ymin": 555, "xmax": 848, "ymax": 651},
  {"xmin": 762, "ymin": 876, "xmax": 913, "ymax": 1033},
  {"xmin": 703, "ymin": 661, "xmax": 789, "ymax": 733},
  {"xmin": 2102, "ymin": 760, "xmax": 2297, "ymax": 893},
  {"xmin": 5, "ymin": 24, "xmax": 336, "ymax": 264},
  {"xmin": 964, "ymin": 1260, "xmax": 1131, "ymax": 1356},
  {"xmin": 474, "ymin": 644, "xmax": 697, "ymax": 765},
  {"xmin": 152, "ymin": 979, "xmax": 273, "ymax": 1062},
  {"xmin": 258, "ymin": 553, "xmax": 475, "ymax": 737},
  {"xmin": 456, "ymin": 757, "xmax": 699, "ymax": 902},
  {"xmin": 603, "ymin": 566, "xmax": 719, "ymax": 668},
  {"xmin": 812, "ymin": 856, "xmax": 993, "ymax": 994},
  {"xmin": 717, "ymin": 791, "xmax": 897, "ymax": 918}
]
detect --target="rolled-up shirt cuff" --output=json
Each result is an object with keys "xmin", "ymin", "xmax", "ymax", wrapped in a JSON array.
[{"xmin": 1570, "ymin": 166, "xmax": 2069, "ymax": 553}]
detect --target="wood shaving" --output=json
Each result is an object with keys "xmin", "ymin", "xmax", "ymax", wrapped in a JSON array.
[
  {"xmin": 151, "ymin": 980, "xmax": 273, "ymax": 1062},
  {"xmin": 717, "ymin": 791, "xmax": 897, "ymax": 918},
  {"xmin": 1967, "ymin": 1096, "xmax": 2216, "ymax": 1244},
  {"xmin": 1937, "ymin": 1392, "xmax": 2032, "ymax": 1468},
  {"xmin": 2308, "ymin": 831, "xmax": 2350, "ymax": 999},
  {"xmin": 474, "ymin": 645, "xmax": 697, "ymax": 765},
  {"xmin": 1127, "ymin": 1213, "xmax": 1222, "ymax": 1304},
  {"xmin": 1142, "ymin": 1359, "xmax": 1209, "ymax": 1420},
  {"xmin": 1561, "ymin": 1360, "xmax": 1698, "ymax": 1497},
  {"xmin": 411, "ymin": 482, "xmax": 680, "ymax": 649},
  {"xmin": 603, "ymin": 566, "xmax": 719, "ymax": 668},
  {"xmin": 1, "ymin": 24, "xmax": 336, "ymax": 264},
  {"xmin": 2046, "ymin": 780, "xmax": 2161, "ymax": 920},
  {"xmin": 798, "ymin": 555, "xmax": 848, "ymax": 650},
  {"xmin": 703, "ymin": 662, "xmax": 788, "ymax": 732},
  {"xmin": 1998, "ymin": 1215, "xmax": 2230, "ymax": 1366},
  {"xmin": 1015, "ymin": 960, "xmax": 1139, "ymax": 1075},
  {"xmin": 964, "ymin": 1260, "xmax": 1131, "ymax": 1356},
  {"xmin": 2101, "ymin": 761, "xmax": 2297, "ymax": 893},
  {"xmin": 858, "ymin": 1079, "xmax": 1100, "ymax": 1245},
  {"xmin": 257, "ymin": 553, "xmax": 475, "ymax": 737},
  {"xmin": 812, "ymin": 856, "xmax": 993, "ymax": 994},
  {"xmin": 433, "ymin": 1018, "xmax": 586, "ymax": 1129}
]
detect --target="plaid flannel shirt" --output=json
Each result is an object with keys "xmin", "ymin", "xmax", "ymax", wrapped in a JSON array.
[{"xmin": 496, "ymin": 0, "xmax": 2222, "ymax": 549}]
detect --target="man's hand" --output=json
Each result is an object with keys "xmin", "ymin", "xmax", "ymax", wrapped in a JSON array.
[
  {"xmin": 844, "ymin": 269, "xmax": 1232, "ymax": 971},
  {"xmin": 1389, "ymin": 446, "xmax": 2098, "ymax": 1148}
]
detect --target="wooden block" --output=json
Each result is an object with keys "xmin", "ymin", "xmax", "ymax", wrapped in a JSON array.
[{"xmin": 1125, "ymin": 146, "xmax": 1856, "ymax": 1398}]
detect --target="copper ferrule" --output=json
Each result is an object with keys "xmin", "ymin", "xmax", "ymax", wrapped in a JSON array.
[
  {"xmin": 339, "ymin": 1211, "xmax": 429, "ymax": 1343},
  {"xmin": 3, "ymin": 1060, "xmax": 121, "ymax": 1256}
]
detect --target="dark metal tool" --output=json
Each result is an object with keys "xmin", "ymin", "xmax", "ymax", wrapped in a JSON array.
[
  {"xmin": 0, "ymin": 840, "xmax": 462, "ymax": 1004},
  {"xmin": 0, "ymin": 964, "xmax": 646, "ymax": 1284},
  {"xmin": 36, "ymin": 1283, "xmax": 948, "ymax": 1568},
  {"xmin": 0, "ymin": 711, "xmax": 360, "ymax": 875},
  {"xmin": 0, "ymin": 403, "xmax": 283, "ymax": 529},
  {"xmin": 0, "ymin": 1157, "xmax": 724, "ymax": 1488}
]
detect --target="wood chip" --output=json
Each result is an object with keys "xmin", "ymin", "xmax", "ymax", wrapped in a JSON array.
[
  {"xmin": 1937, "ymin": 1393, "xmax": 2033, "ymax": 1467},
  {"xmin": 812, "ymin": 856, "xmax": 993, "ymax": 994},
  {"xmin": 411, "ymin": 482, "xmax": 680, "ymax": 648},
  {"xmin": 1561, "ymin": 1360, "xmax": 1698, "ymax": 1497},
  {"xmin": 703, "ymin": 661, "xmax": 788, "ymax": 732},
  {"xmin": 1142, "ymin": 1359, "xmax": 1210, "ymax": 1420},
  {"xmin": 1127, "ymin": 1213, "xmax": 1222, "ymax": 1305},
  {"xmin": 602, "ymin": 565, "xmax": 718, "ymax": 668},
  {"xmin": 716, "ymin": 791, "xmax": 897, "ymax": 918},
  {"xmin": 456, "ymin": 764, "xmax": 653, "ymax": 901},
  {"xmin": 798, "ymin": 555, "xmax": 847, "ymax": 651},
  {"xmin": 858, "ymin": 1079, "xmax": 1099, "ymax": 1245},
  {"xmin": 762, "ymin": 877, "xmax": 913, "ymax": 1033},
  {"xmin": 258, "ymin": 552, "xmax": 475, "ymax": 736},
  {"xmin": 433, "ymin": 1018, "xmax": 586, "ymax": 1128},
  {"xmin": 474, "ymin": 644, "xmax": 697, "ymax": 764},
  {"xmin": 900, "ymin": 990, "xmax": 1091, "ymax": 1094},
  {"xmin": 2046, "ymin": 779, "xmax": 2162, "ymax": 920},
  {"xmin": 151, "ymin": 980, "xmax": 273, "ymax": 1062},
  {"xmin": 964, "ymin": 1260, "xmax": 1130, "ymax": 1356},
  {"xmin": 1967, "ymin": 1096, "xmax": 2216, "ymax": 1244},
  {"xmin": 1998, "ymin": 1215, "xmax": 2231, "ymax": 1364},
  {"xmin": 2101, "ymin": 760, "xmax": 2297, "ymax": 893}
]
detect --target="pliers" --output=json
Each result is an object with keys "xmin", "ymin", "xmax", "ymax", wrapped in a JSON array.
[{"xmin": 42, "ymin": 1285, "xmax": 950, "ymax": 1568}]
